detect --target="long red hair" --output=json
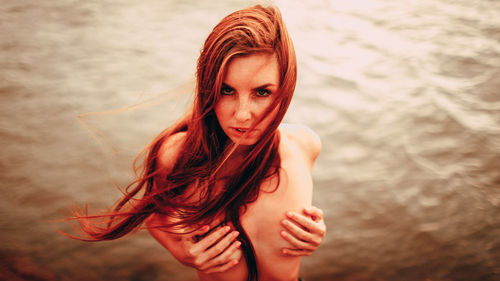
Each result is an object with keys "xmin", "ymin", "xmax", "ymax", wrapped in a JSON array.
[{"xmin": 68, "ymin": 5, "xmax": 296, "ymax": 281}]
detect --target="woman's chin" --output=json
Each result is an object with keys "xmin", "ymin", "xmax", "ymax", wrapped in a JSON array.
[{"xmin": 232, "ymin": 139, "xmax": 257, "ymax": 147}]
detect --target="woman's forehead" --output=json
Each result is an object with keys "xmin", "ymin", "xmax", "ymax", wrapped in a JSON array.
[{"xmin": 223, "ymin": 53, "xmax": 279, "ymax": 89}]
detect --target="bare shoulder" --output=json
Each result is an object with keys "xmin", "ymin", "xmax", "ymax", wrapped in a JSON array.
[
  {"xmin": 156, "ymin": 131, "xmax": 187, "ymax": 173},
  {"xmin": 146, "ymin": 131, "xmax": 187, "ymax": 226},
  {"xmin": 279, "ymin": 123, "xmax": 321, "ymax": 166}
]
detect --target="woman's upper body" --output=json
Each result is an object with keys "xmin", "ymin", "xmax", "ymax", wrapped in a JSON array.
[
  {"xmin": 146, "ymin": 50, "xmax": 323, "ymax": 280},
  {"xmin": 68, "ymin": 5, "xmax": 326, "ymax": 281},
  {"xmin": 147, "ymin": 122, "xmax": 321, "ymax": 281}
]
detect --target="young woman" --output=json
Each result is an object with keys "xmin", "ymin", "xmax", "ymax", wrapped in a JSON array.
[{"xmin": 70, "ymin": 5, "xmax": 325, "ymax": 281}]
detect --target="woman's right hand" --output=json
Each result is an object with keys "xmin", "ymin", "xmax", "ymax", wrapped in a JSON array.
[
  {"xmin": 181, "ymin": 224, "xmax": 242, "ymax": 273},
  {"xmin": 146, "ymin": 215, "xmax": 243, "ymax": 274}
]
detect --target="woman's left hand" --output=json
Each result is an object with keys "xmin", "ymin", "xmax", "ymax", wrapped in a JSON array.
[{"xmin": 280, "ymin": 206, "xmax": 326, "ymax": 256}]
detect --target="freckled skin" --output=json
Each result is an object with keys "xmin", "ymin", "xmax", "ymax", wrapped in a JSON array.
[{"xmin": 215, "ymin": 53, "xmax": 280, "ymax": 148}]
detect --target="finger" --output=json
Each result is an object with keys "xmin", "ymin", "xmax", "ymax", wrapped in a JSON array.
[
  {"xmin": 282, "ymin": 216, "xmax": 316, "ymax": 242},
  {"xmin": 183, "ymin": 226, "xmax": 213, "ymax": 259},
  {"xmin": 287, "ymin": 211, "xmax": 326, "ymax": 238},
  {"xmin": 191, "ymin": 223, "xmax": 224, "ymax": 243},
  {"xmin": 200, "ymin": 239, "xmax": 241, "ymax": 271},
  {"xmin": 303, "ymin": 206, "xmax": 324, "ymax": 221},
  {"xmin": 286, "ymin": 211, "xmax": 318, "ymax": 232},
  {"xmin": 191, "ymin": 225, "xmax": 231, "ymax": 254},
  {"xmin": 191, "ymin": 224, "xmax": 211, "ymax": 236},
  {"xmin": 280, "ymin": 230, "xmax": 316, "ymax": 251},
  {"xmin": 203, "ymin": 259, "xmax": 240, "ymax": 274},
  {"xmin": 202, "ymin": 230, "xmax": 240, "ymax": 263},
  {"xmin": 196, "ymin": 230, "xmax": 239, "ymax": 268},
  {"xmin": 281, "ymin": 248, "xmax": 313, "ymax": 257},
  {"xmin": 281, "ymin": 221, "xmax": 324, "ymax": 248}
]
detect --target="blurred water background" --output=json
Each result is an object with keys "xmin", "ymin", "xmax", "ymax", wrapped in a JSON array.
[{"xmin": 1, "ymin": 0, "xmax": 499, "ymax": 280}]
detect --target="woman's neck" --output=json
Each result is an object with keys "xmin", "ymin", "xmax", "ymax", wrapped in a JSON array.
[{"xmin": 233, "ymin": 144, "xmax": 253, "ymax": 157}]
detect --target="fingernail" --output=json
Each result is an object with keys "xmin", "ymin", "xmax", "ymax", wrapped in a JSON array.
[
  {"xmin": 282, "ymin": 249, "xmax": 287, "ymax": 255},
  {"xmin": 286, "ymin": 211, "xmax": 293, "ymax": 218},
  {"xmin": 232, "ymin": 231, "xmax": 240, "ymax": 238},
  {"xmin": 235, "ymin": 241, "xmax": 241, "ymax": 248},
  {"xmin": 281, "ymin": 219, "xmax": 288, "ymax": 225},
  {"xmin": 233, "ymin": 260, "xmax": 239, "ymax": 265},
  {"xmin": 201, "ymin": 225, "xmax": 209, "ymax": 231},
  {"xmin": 224, "ymin": 226, "xmax": 231, "ymax": 232},
  {"xmin": 281, "ymin": 231, "xmax": 287, "ymax": 237}
]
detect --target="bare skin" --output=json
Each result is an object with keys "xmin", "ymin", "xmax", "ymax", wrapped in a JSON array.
[
  {"xmin": 210, "ymin": 124, "xmax": 321, "ymax": 281},
  {"xmin": 147, "ymin": 124, "xmax": 322, "ymax": 281},
  {"xmin": 146, "ymin": 53, "xmax": 324, "ymax": 280}
]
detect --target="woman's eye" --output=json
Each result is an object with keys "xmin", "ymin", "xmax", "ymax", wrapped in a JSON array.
[
  {"xmin": 221, "ymin": 86, "xmax": 234, "ymax": 95},
  {"xmin": 256, "ymin": 89, "xmax": 271, "ymax": 97}
]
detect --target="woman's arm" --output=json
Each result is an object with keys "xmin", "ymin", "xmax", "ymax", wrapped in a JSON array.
[
  {"xmin": 148, "ymin": 132, "xmax": 243, "ymax": 273},
  {"xmin": 146, "ymin": 214, "xmax": 242, "ymax": 273},
  {"xmin": 279, "ymin": 123, "xmax": 321, "ymax": 171},
  {"xmin": 280, "ymin": 124, "xmax": 325, "ymax": 256}
]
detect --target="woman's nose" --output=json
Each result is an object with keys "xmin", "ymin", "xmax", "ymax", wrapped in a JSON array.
[{"xmin": 235, "ymin": 97, "xmax": 251, "ymax": 123}]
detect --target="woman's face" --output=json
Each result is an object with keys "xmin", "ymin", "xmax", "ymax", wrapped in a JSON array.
[{"xmin": 215, "ymin": 53, "xmax": 280, "ymax": 147}]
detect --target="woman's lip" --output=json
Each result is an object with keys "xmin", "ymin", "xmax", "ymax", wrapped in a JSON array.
[
  {"xmin": 230, "ymin": 127, "xmax": 256, "ymax": 136},
  {"xmin": 232, "ymin": 127, "xmax": 251, "ymax": 131}
]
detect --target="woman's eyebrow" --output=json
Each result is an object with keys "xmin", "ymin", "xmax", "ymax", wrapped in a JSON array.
[
  {"xmin": 252, "ymin": 83, "xmax": 276, "ymax": 90},
  {"xmin": 222, "ymin": 82, "xmax": 276, "ymax": 90}
]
